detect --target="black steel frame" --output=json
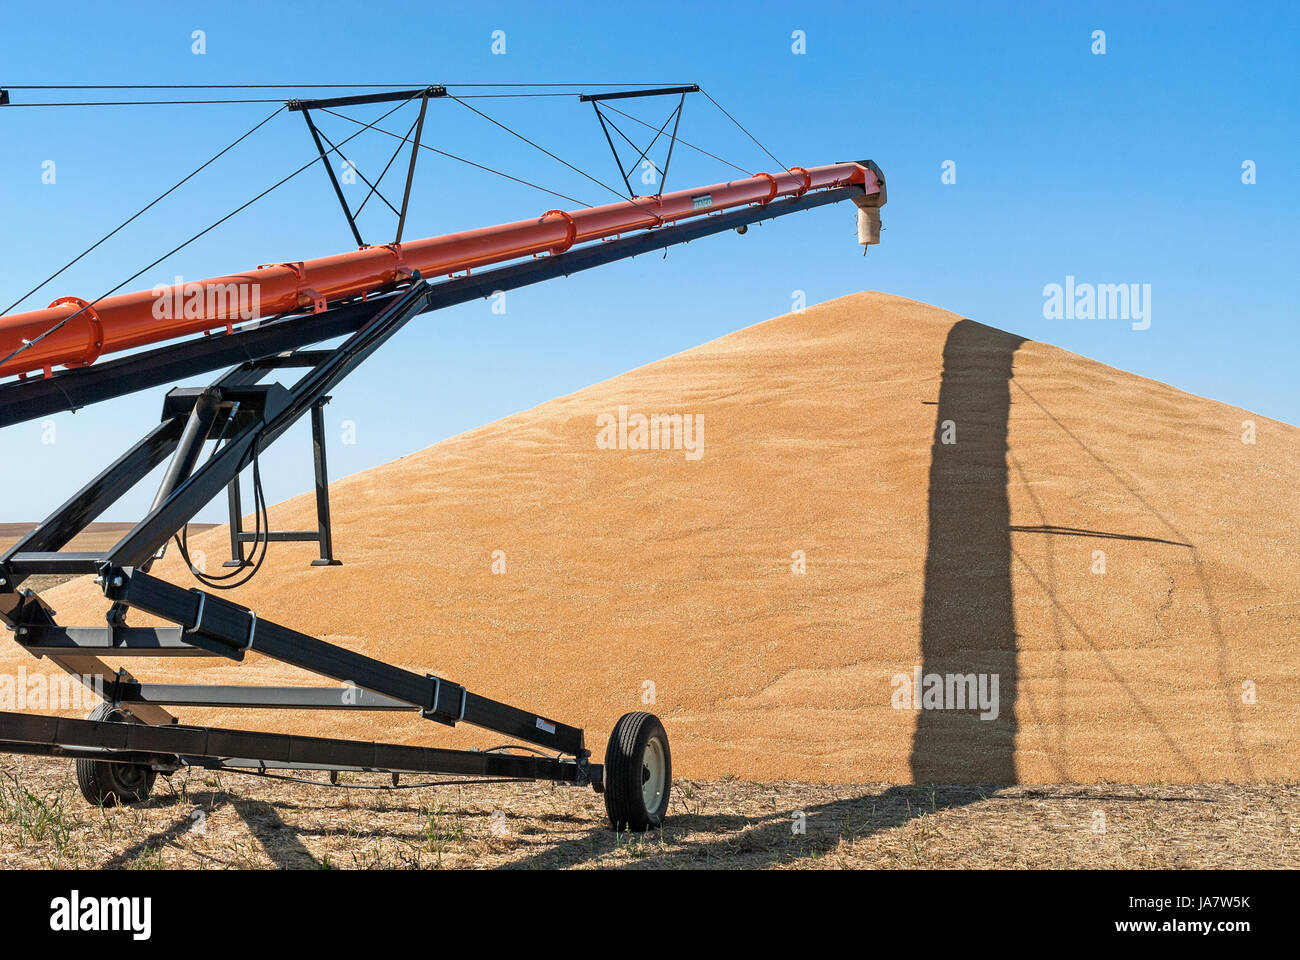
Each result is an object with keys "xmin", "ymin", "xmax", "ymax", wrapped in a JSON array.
[
  {"xmin": 0, "ymin": 279, "xmax": 594, "ymax": 782},
  {"xmin": 0, "ymin": 710, "xmax": 584, "ymax": 782},
  {"xmin": 222, "ymin": 393, "xmax": 339, "ymax": 567},
  {"xmin": 294, "ymin": 86, "xmax": 443, "ymax": 247},
  {"xmin": 0, "ymin": 183, "xmax": 865, "ymax": 786},
  {"xmin": 582, "ymin": 86, "xmax": 698, "ymax": 199}
]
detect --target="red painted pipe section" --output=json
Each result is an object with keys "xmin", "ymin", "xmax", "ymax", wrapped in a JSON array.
[{"xmin": 0, "ymin": 162, "xmax": 881, "ymax": 379}]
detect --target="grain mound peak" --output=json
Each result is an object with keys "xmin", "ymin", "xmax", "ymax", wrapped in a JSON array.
[{"xmin": 21, "ymin": 291, "xmax": 1299, "ymax": 783}]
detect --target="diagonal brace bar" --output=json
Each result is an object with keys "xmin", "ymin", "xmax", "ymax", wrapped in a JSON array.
[{"xmin": 302, "ymin": 107, "xmax": 365, "ymax": 247}]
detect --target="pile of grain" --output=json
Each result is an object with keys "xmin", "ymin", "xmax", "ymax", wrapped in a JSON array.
[{"xmin": 12, "ymin": 292, "xmax": 1297, "ymax": 782}]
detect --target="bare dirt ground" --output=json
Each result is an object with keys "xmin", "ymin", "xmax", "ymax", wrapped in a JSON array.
[{"xmin": 1, "ymin": 754, "xmax": 1294, "ymax": 869}]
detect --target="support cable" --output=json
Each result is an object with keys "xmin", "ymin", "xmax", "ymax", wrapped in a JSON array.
[
  {"xmin": 448, "ymin": 95, "xmax": 663, "ymax": 219},
  {"xmin": 0, "ymin": 104, "xmax": 285, "ymax": 320},
  {"xmin": 593, "ymin": 100, "xmax": 681, "ymax": 197},
  {"xmin": 0, "ymin": 93, "xmax": 418, "ymax": 371},
  {"xmin": 319, "ymin": 108, "xmax": 593, "ymax": 207},
  {"xmin": 3, "ymin": 82, "xmax": 694, "ymax": 90},
  {"xmin": 354, "ymin": 112, "xmax": 423, "ymax": 218},
  {"xmin": 449, "ymin": 96, "xmax": 636, "ymax": 205},
  {"xmin": 3, "ymin": 93, "xmax": 669, "ymax": 106},
  {"xmin": 312, "ymin": 122, "xmax": 404, "ymax": 219},
  {"xmin": 597, "ymin": 102, "xmax": 752, "ymax": 176},
  {"xmin": 698, "ymin": 86, "xmax": 787, "ymax": 172}
]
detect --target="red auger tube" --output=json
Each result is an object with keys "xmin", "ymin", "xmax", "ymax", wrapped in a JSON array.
[{"xmin": 0, "ymin": 162, "xmax": 882, "ymax": 379}]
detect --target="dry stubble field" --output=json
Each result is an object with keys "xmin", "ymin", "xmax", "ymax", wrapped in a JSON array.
[{"xmin": 1, "ymin": 754, "xmax": 1295, "ymax": 869}]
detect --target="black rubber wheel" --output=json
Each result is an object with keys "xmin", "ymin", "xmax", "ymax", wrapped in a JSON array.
[
  {"xmin": 74, "ymin": 704, "xmax": 157, "ymax": 807},
  {"xmin": 603, "ymin": 712, "xmax": 671, "ymax": 832}
]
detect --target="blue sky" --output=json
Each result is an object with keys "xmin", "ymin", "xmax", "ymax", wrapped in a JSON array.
[{"xmin": 1, "ymin": 0, "xmax": 1296, "ymax": 522}]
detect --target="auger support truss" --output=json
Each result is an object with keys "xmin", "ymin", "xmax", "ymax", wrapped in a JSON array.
[{"xmin": 0, "ymin": 279, "xmax": 595, "ymax": 791}]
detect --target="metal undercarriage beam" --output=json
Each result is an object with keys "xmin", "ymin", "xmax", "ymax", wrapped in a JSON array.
[
  {"xmin": 100, "ymin": 567, "xmax": 585, "ymax": 756},
  {"xmin": 0, "ymin": 710, "xmax": 597, "ymax": 785}
]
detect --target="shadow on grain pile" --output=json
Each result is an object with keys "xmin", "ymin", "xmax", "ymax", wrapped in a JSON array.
[
  {"xmin": 87, "ymin": 319, "xmax": 1029, "ymax": 870},
  {"xmin": 914, "ymin": 319, "xmax": 1024, "ymax": 785},
  {"xmin": 515, "ymin": 319, "xmax": 1028, "ymax": 867}
]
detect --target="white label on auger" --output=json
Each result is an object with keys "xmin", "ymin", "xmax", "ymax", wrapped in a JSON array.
[
  {"xmin": 536, "ymin": 718, "xmax": 556, "ymax": 735},
  {"xmin": 691, "ymin": 194, "xmax": 713, "ymax": 210}
]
